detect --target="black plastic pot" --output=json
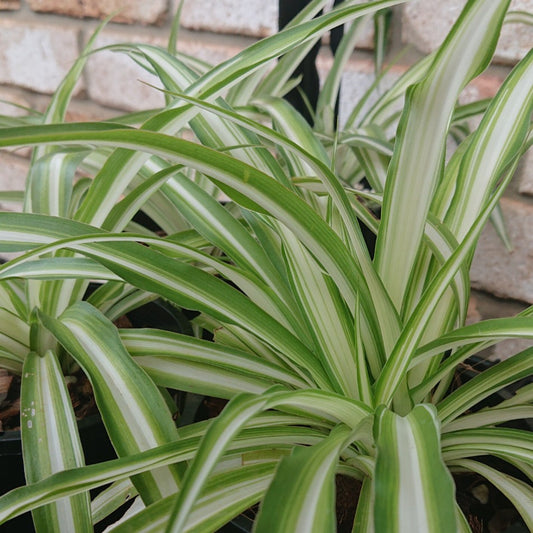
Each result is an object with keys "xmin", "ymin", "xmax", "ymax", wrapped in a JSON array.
[
  {"xmin": 0, "ymin": 414, "xmax": 116, "ymax": 533},
  {"xmin": 0, "ymin": 298, "xmax": 192, "ymax": 531}
]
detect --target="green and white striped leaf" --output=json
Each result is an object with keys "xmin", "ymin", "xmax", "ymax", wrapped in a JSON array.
[
  {"xmin": 281, "ymin": 227, "xmax": 359, "ymax": 398},
  {"xmin": 408, "ymin": 48, "xmax": 533, "ymax": 391},
  {"xmin": 102, "ymin": 163, "xmax": 185, "ymax": 232},
  {"xmin": 22, "ymin": 20, "xmax": 113, "ymax": 338},
  {"xmin": 112, "ymin": 462, "xmax": 276, "ymax": 533},
  {"xmin": 87, "ymin": 282, "xmax": 158, "ymax": 322},
  {"xmin": 442, "ymin": 428, "xmax": 533, "ymax": 464},
  {"xmin": 374, "ymin": 149, "xmax": 518, "ymax": 407},
  {"xmin": 254, "ymin": 425, "xmax": 353, "ymax": 533},
  {"xmin": 165, "ymin": 388, "xmax": 371, "ymax": 532},
  {"xmin": 0, "ymin": 423, "xmax": 323, "ymax": 525},
  {"xmin": 0, "ymin": 307, "xmax": 30, "ymax": 354},
  {"xmin": 254, "ymin": 0, "xmax": 331, "ymax": 99},
  {"xmin": 409, "ymin": 315, "xmax": 533, "ymax": 400},
  {"xmin": 373, "ymin": 404, "xmax": 456, "ymax": 533},
  {"xmin": 0, "ymin": 1, "xmax": 531, "ymax": 531},
  {"xmin": 155, "ymin": 165, "xmax": 302, "ymax": 324},
  {"xmin": 444, "ymin": 48, "xmax": 533, "ymax": 239},
  {"xmin": 375, "ymin": 0, "xmax": 510, "ymax": 311},
  {"xmin": 0, "ymin": 213, "xmax": 331, "ymax": 387},
  {"xmin": 352, "ymin": 477, "xmax": 374, "ymax": 533},
  {"xmin": 21, "ymin": 350, "xmax": 91, "ymax": 532},
  {"xmin": 0, "ymin": 223, "xmax": 303, "ymax": 342},
  {"xmin": 38, "ymin": 301, "xmax": 182, "ymax": 504},
  {"xmin": 24, "ymin": 16, "xmax": 107, "ymax": 216},
  {"xmin": 121, "ymin": 328, "xmax": 307, "ymax": 397},
  {"xmin": 442, "ymin": 405, "xmax": 533, "ymax": 433},
  {"xmin": 90, "ymin": 479, "xmax": 138, "ymax": 527},
  {"xmin": 164, "ymin": 392, "xmax": 275, "ymax": 533},
  {"xmin": 0, "ymin": 435, "xmax": 202, "ymax": 525},
  {"xmin": 316, "ymin": 14, "xmax": 371, "ymax": 134},
  {"xmin": 412, "ymin": 316, "xmax": 533, "ymax": 369},
  {"xmin": 70, "ymin": 0, "xmax": 408, "ymax": 230},
  {"xmin": 0, "ymin": 257, "xmax": 120, "ymax": 281},
  {"xmin": 437, "ymin": 348, "xmax": 533, "ymax": 425}
]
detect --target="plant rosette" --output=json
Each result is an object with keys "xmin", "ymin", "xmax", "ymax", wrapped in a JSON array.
[{"xmin": 0, "ymin": 0, "xmax": 532, "ymax": 532}]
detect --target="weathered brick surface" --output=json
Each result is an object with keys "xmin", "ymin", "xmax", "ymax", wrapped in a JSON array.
[
  {"xmin": 0, "ymin": 88, "xmax": 34, "ymax": 157},
  {"xmin": 86, "ymin": 32, "xmax": 167, "ymax": 111},
  {"xmin": 492, "ymin": 337, "xmax": 533, "ymax": 361},
  {"xmin": 402, "ymin": 0, "xmax": 533, "ymax": 64},
  {"xmin": 465, "ymin": 296, "xmax": 481, "ymax": 325},
  {"xmin": 468, "ymin": 291, "xmax": 532, "ymax": 359},
  {"xmin": 0, "ymin": 87, "xmax": 31, "ymax": 117},
  {"xmin": 65, "ymin": 100, "xmax": 118, "ymax": 122},
  {"xmin": 470, "ymin": 197, "xmax": 533, "ymax": 304},
  {"xmin": 517, "ymin": 147, "xmax": 533, "ymax": 197},
  {"xmin": 175, "ymin": 33, "xmax": 245, "ymax": 66},
  {"xmin": 86, "ymin": 30, "xmax": 243, "ymax": 111},
  {"xmin": 461, "ymin": 71, "xmax": 506, "ymax": 103},
  {"xmin": 0, "ymin": 153, "xmax": 28, "ymax": 211},
  {"xmin": 178, "ymin": 0, "xmax": 373, "ymax": 45},
  {"xmin": 0, "ymin": 0, "xmax": 19, "ymax": 9},
  {"xmin": 28, "ymin": 0, "xmax": 168, "ymax": 25},
  {"xmin": 179, "ymin": 0, "xmax": 278, "ymax": 38},
  {"xmin": 0, "ymin": 21, "xmax": 82, "ymax": 95}
]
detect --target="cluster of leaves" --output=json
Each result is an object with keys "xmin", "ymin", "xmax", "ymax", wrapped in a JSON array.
[{"xmin": 0, "ymin": 0, "xmax": 531, "ymax": 531}]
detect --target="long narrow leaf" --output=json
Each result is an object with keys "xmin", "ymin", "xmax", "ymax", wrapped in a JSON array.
[
  {"xmin": 254, "ymin": 425, "xmax": 354, "ymax": 533},
  {"xmin": 373, "ymin": 404, "xmax": 456, "ymax": 533},
  {"xmin": 437, "ymin": 348, "xmax": 533, "ymax": 425},
  {"xmin": 39, "ymin": 302, "xmax": 182, "ymax": 504},
  {"xmin": 113, "ymin": 462, "xmax": 277, "ymax": 533},
  {"xmin": 21, "ymin": 350, "xmax": 91, "ymax": 532},
  {"xmin": 375, "ymin": 0, "xmax": 510, "ymax": 311},
  {"xmin": 0, "ymin": 214, "xmax": 331, "ymax": 388}
]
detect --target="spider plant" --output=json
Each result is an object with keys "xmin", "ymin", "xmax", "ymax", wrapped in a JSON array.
[{"xmin": 0, "ymin": 0, "xmax": 532, "ymax": 531}]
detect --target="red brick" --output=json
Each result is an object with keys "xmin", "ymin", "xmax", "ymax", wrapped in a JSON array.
[
  {"xmin": 0, "ymin": 0, "xmax": 20, "ymax": 10},
  {"xmin": 465, "ymin": 296, "xmax": 481, "ymax": 325},
  {"xmin": 0, "ymin": 87, "xmax": 32, "ymax": 117},
  {"xmin": 461, "ymin": 72, "xmax": 506, "ymax": 103},
  {"xmin": 28, "ymin": 0, "xmax": 168, "ymax": 25}
]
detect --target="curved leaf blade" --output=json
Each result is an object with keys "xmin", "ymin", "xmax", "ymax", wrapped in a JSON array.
[
  {"xmin": 373, "ymin": 404, "xmax": 456, "ymax": 533},
  {"xmin": 39, "ymin": 302, "xmax": 182, "ymax": 504},
  {"xmin": 21, "ymin": 350, "xmax": 91, "ymax": 532},
  {"xmin": 254, "ymin": 425, "xmax": 353, "ymax": 533}
]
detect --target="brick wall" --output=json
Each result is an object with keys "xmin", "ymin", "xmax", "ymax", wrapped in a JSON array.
[{"xmin": 1, "ymin": 0, "xmax": 532, "ymax": 357}]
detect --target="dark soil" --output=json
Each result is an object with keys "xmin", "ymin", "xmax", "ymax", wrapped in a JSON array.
[
  {"xmin": 332, "ymin": 470, "xmax": 527, "ymax": 533},
  {"xmin": 336, "ymin": 474, "xmax": 361, "ymax": 533},
  {"xmin": 0, "ymin": 370, "xmax": 98, "ymax": 432}
]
